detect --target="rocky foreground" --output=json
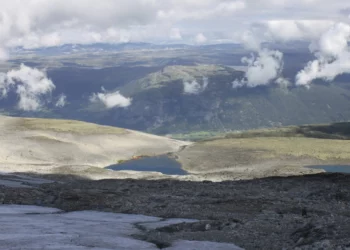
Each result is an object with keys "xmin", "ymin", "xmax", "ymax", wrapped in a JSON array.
[{"xmin": 1, "ymin": 173, "xmax": 350, "ymax": 249}]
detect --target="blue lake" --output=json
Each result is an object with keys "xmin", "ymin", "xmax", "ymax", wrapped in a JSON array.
[
  {"xmin": 308, "ymin": 165, "xmax": 350, "ymax": 174},
  {"xmin": 107, "ymin": 155, "xmax": 188, "ymax": 175}
]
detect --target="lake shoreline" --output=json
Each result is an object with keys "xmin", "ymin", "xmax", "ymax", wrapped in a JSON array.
[
  {"xmin": 307, "ymin": 165, "xmax": 350, "ymax": 173},
  {"xmin": 106, "ymin": 155, "xmax": 188, "ymax": 176}
]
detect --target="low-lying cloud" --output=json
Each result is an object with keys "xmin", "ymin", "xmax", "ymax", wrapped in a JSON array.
[
  {"xmin": 194, "ymin": 33, "xmax": 207, "ymax": 44},
  {"xmin": 296, "ymin": 22, "xmax": 350, "ymax": 86},
  {"xmin": 233, "ymin": 33, "xmax": 285, "ymax": 88},
  {"xmin": 183, "ymin": 77, "xmax": 209, "ymax": 94},
  {"xmin": 55, "ymin": 94, "xmax": 67, "ymax": 108},
  {"xmin": 90, "ymin": 88, "xmax": 132, "ymax": 109},
  {"xmin": 0, "ymin": 64, "xmax": 58, "ymax": 111}
]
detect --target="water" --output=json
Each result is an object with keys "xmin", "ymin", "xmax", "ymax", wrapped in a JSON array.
[
  {"xmin": 308, "ymin": 165, "xmax": 350, "ymax": 174},
  {"xmin": 107, "ymin": 155, "xmax": 187, "ymax": 175}
]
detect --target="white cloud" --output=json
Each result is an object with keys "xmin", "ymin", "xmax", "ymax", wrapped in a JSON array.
[
  {"xmin": 0, "ymin": 0, "xmax": 160, "ymax": 49},
  {"xmin": 312, "ymin": 22, "xmax": 350, "ymax": 57},
  {"xmin": 233, "ymin": 29, "xmax": 287, "ymax": 88},
  {"xmin": 234, "ymin": 49, "xmax": 284, "ymax": 88},
  {"xmin": 232, "ymin": 79, "xmax": 245, "ymax": 89},
  {"xmin": 183, "ymin": 77, "xmax": 208, "ymax": 94},
  {"xmin": 241, "ymin": 31, "xmax": 262, "ymax": 51},
  {"xmin": 1, "ymin": 0, "xmax": 349, "ymax": 103},
  {"xmin": 157, "ymin": 0, "xmax": 245, "ymax": 21},
  {"xmin": 169, "ymin": 28, "xmax": 182, "ymax": 40},
  {"xmin": 275, "ymin": 77, "xmax": 291, "ymax": 87},
  {"xmin": 262, "ymin": 20, "xmax": 335, "ymax": 42},
  {"xmin": 0, "ymin": 47, "xmax": 9, "ymax": 60},
  {"xmin": 55, "ymin": 94, "xmax": 67, "ymax": 108},
  {"xmin": 90, "ymin": 88, "xmax": 132, "ymax": 109},
  {"xmin": 195, "ymin": 33, "xmax": 207, "ymax": 44},
  {"xmin": 0, "ymin": 64, "xmax": 56, "ymax": 111},
  {"xmin": 296, "ymin": 22, "xmax": 350, "ymax": 86},
  {"xmin": 0, "ymin": 0, "xmax": 346, "ymax": 47}
]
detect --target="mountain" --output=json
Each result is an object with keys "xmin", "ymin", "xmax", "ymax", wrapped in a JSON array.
[
  {"xmin": 3, "ymin": 44, "xmax": 350, "ymax": 135},
  {"xmin": 3, "ymin": 63, "xmax": 350, "ymax": 135},
  {"xmin": 74, "ymin": 64, "xmax": 350, "ymax": 135},
  {"xmin": 10, "ymin": 42, "xmax": 195, "ymax": 56},
  {"xmin": 9, "ymin": 42, "xmax": 307, "ymax": 57}
]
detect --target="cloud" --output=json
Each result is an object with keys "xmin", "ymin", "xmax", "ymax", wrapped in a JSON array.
[
  {"xmin": 90, "ymin": 88, "xmax": 132, "ymax": 109},
  {"xmin": 275, "ymin": 77, "xmax": 291, "ymax": 87},
  {"xmin": 233, "ymin": 49, "xmax": 284, "ymax": 88},
  {"xmin": 0, "ymin": 0, "xmax": 347, "ymax": 47},
  {"xmin": 262, "ymin": 20, "xmax": 335, "ymax": 42},
  {"xmin": 194, "ymin": 33, "xmax": 207, "ymax": 44},
  {"xmin": 169, "ymin": 28, "xmax": 182, "ymax": 40},
  {"xmin": 241, "ymin": 31, "xmax": 262, "ymax": 51},
  {"xmin": 183, "ymin": 77, "xmax": 209, "ymax": 94},
  {"xmin": 55, "ymin": 94, "xmax": 67, "ymax": 108},
  {"xmin": 0, "ymin": 64, "xmax": 56, "ymax": 111},
  {"xmin": 232, "ymin": 79, "xmax": 245, "ymax": 89},
  {"xmin": 296, "ymin": 22, "xmax": 350, "ymax": 86},
  {"xmin": 1, "ymin": 1, "xmax": 348, "ymax": 101},
  {"xmin": 0, "ymin": 0, "xmax": 160, "ymax": 49},
  {"xmin": 157, "ymin": 0, "xmax": 246, "ymax": 21},
  {"xmin": 0, "ymin": 48, "xmax": 9, "ymax": 61}
]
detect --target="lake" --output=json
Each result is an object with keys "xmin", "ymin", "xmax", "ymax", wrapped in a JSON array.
[
  {"xmin": 107, "ymin": 155, "xmax": 188, "ymax": 175},
  {"xmin": 308, "ymin": 165, "xmax": 350, "ymax": 174}
]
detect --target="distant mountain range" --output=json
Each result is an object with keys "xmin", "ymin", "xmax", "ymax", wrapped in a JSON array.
[
  {"xmin": 9, "ymin": 41, "xmax": 310, "ymax": 56},
  {"xmin": 82, "ymin": 65, "xmax": 350, "ymax": 134},
  {"xmin": 10, "ymin": 43, "xmax": 237, "ymax": 56},
  {"xmin": 2, "ymin": 63, "xmax": 350, "ymax": 135},
  {"xmin": 3, "ymin": 44, "xmax": 350, "ymax": 135}
]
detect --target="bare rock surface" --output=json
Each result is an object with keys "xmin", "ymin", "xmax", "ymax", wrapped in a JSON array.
[{"xmin": 1, "ymin": 173, "xmax": 350, "ymax": 249}]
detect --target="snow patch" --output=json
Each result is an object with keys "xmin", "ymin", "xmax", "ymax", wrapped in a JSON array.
[
  {"xmin": 0, "ymin": 205, "xmax": 243, "ymax": 250},
  {"xmin": 0, "ymin": 205, "xmax": 61, "ymax": 214}
]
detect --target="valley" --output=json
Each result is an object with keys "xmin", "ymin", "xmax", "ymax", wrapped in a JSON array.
[{"xmin": 2, "ymin": 44, "xmax": 350, "ymax": 135}]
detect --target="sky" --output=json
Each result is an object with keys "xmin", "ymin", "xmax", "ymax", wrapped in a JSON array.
[
  {"xmin": 0, "ymin": 0, "xmax": 349, "ymax": 48},
  {"xmin": 1, "ymin": 0, "xmax": 350, "ymax": 111}
]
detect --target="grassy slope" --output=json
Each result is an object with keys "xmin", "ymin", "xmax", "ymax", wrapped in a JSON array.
[
  {"xmin": 0, "ymin": 116, "xmax": 189, "ymax": 179},
  {"xmin": 171, "ymin": 122, "xmax": 350, "ymax": 141},
  {"xmin": 177, "ymin": 122, "xmax": 350, "ymax": 180},
  {"xmin": 118, "ymin": 64, "xmax": 241, "ymax": 96},
  {"xmin": 225, "ymin": 122, "xmax": 350, "ymax": 140},
  {"xmin": 14, "ymin": 117, "xmax": 126, "ymax": 135}
]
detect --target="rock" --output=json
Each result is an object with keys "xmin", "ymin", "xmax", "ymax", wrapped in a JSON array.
[
  {"xmin": 1, "ymin": 173, "xmax": 350, "ymax": 249},
  {"xmin": 0, "ymin": 193, "xmax": 5, "ymax": 204}
]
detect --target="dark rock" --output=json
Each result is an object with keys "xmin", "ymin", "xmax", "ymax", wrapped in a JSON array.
[{"xmin": 1, "ymin": 173, "xmax": 350, "ymax": 249}]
